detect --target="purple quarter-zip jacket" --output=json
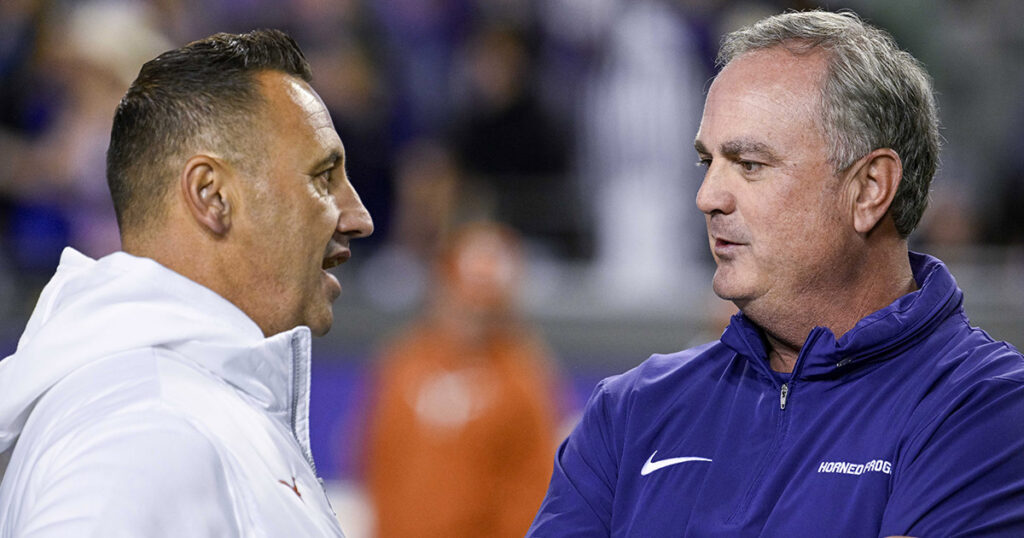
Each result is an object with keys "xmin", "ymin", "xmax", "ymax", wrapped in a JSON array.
[{"xmin": 529, "ymin": 252, "xmax": 1024, "ymax": 537}]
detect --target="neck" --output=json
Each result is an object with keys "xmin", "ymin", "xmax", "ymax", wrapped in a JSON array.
[
  {"xmin": 125, "ymin": 236, "xmax": 217, "ymax": 299},
  {"xmin": 123, "ymin": 226, "xmax": 279, "ymax": 336},
  {"xmin": 429, "ymin": 295, "xmax": 517, "ymax": 351},
  {"xmin": 754, "ymin": 246, "xmax": 916, "ymax": 373}
]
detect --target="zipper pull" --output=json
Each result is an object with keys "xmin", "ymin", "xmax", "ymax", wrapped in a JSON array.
[{"xmin": 780, "ymin": 383, "xmax": 789, "ymax": 410}]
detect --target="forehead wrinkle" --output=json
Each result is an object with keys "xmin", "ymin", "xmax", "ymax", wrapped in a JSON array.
[
  {"xmin": 279, "ymin": 75, "xmax": 335, "ymax": 134},
  {"xmin": 698, "ymin": 50, "xmax": 828, "ymax": 168},
  {"xmin": 278, "ymin": 74, "xmax": 344, "ymax": 165},
  {"xmin": 283, "ymin": 77, "xmax": 320, "ymax": 112},
  {"xmin": 713, "ymin": 48, "xmax": 826, "ymax": 118}
]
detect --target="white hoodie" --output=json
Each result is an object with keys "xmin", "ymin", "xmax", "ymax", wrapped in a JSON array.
[{"xmin": 0, "ymin": 248, "xmax": 345, "ymax": 537}]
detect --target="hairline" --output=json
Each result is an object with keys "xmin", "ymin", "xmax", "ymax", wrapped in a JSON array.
[
  {"xmin": 108, "ymin": 29, "xmax": 313, "ymax": 237},
  {"xmin": 713, "ymin": 11, "xmax": 940, "ymax": 237}
]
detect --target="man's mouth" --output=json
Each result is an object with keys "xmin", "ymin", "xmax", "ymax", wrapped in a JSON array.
[
  {"xmin": 322, "ymin": 249, "xmax": 351, "ymax": 270},
  {"xmin": 707, "ymin": 218, "xmax": 745, "ymax": 250}
]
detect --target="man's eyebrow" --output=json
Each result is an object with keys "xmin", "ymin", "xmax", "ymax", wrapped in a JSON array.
[
  {"xmin": 311, "ymin": 150, "xmax": 343, "ymax": 172},
  {"xmin": 694, "ymin": 139, "xmax": 709, "ymax": 155},
  {"xmin": 719, "ymin": 139, "xmax": 781, "ymax": 162}
]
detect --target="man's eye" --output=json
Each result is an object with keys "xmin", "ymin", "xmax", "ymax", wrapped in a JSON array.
[
  {"xmin": 696, "ymin": 158, "xmax": 711, "ymax": 169},
  {"xmin": 739, "ymin": 161, "xmax": 762, "ymax": 172}
]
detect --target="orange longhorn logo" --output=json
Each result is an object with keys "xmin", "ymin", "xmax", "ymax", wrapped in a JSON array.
[{"xmin": 278, "ymin": 476, "xmax": 302, "ymax": 500}]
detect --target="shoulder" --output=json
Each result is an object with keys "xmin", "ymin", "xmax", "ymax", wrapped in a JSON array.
[
  {"xmin": 584, "ymin": 340, "xmax": 732, "ymax": 420},
  {"xmin": 33, "ymin": 347, "xmax": 223, "ymax": 420},
  {"xmin": 3, "ymin": 396, "xmax": 242, "ymax": 536},
  {"xmin": 882, "ymin": 332, "xmax": 1024, "ymax": 534},
  {"xmin": 900, "ymin": 329, "xmax": 1024, "ymax": 448},
  {"xmin": 545, "ymin": 341, "xmax": 734, "ymax": 494},
  {"xmin": 886, "ymin": 315, "xmax": 1024, "ymax": 414},
  {"xmin": 955, "ymin": 338, "xmax": 1024, "ymax": 394},
  {"xmin": 599, "ymin": 340, "xmax": 728, "ymax": 398},
  {"xmin": 18, "ymin": 349, "xmax": 232, "ymax": 476},
  {"xmin": 925, "ymin": 324, "xmax": 1024, "ymax": 395},
  {"xmin": 40, "ymin": 402, "xmax": 230, "ymax": 482},
  {"xmin": 16, "ymin": 346, "xmax": 239, "ymax": 472},
  {"xmin": 958, "ymin": 328, "xmax": 1023, "ymax": 374}
]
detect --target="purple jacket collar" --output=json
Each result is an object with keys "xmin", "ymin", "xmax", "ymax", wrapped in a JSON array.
[{"xmin": 721, "ymin": 251, "xmax": 963, "ymax": 381}]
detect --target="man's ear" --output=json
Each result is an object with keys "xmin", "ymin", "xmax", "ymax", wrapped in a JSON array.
[
  {"xmin": 848, "ymin": 148, "xmax": 902, "ymax": 235},
  {"xmin": 181, "ymin": 154, "xmax": 233, "ymax": 236}
]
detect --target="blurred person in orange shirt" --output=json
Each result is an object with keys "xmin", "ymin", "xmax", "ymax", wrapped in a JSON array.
[{"xmin": 362, "ymin": 222, "xmax": 561, "ymax": 538}]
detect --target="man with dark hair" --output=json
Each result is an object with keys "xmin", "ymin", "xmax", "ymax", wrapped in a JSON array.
[
  {"xmin": 0, "ymin": 29, "xmax": 372, "ymax": 535},
  {"xmin": 528, "ymin": 10, "xmax": 1024, "ymax": 537}
]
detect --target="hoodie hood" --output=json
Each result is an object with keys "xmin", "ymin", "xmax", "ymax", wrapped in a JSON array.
[{"xmin": 0, "ymin": 248, "xmax": 312, "ymax": 454}]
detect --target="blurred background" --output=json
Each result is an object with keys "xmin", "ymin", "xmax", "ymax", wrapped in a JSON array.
[{"xmin": 1, "ymin": 0, "xmax": 1021, "ymax": 535}]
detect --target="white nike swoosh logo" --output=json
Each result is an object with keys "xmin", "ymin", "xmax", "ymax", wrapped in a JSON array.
[{"xmin": 641, "ymin": 450, "xmax": 712, "ymax": 476}]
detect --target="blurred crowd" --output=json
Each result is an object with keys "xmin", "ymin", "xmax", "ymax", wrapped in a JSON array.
[{"xmin": 2, "ymin": 0, "xmax": 1022, "ymax": 321}]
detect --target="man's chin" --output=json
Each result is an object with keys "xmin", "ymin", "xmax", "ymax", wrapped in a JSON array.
[
  {"xmin": 306, "ymin": 309, "xmax": 333, "ymax": 337},
  {"xmin": 711, "ymin": 275, "xmax": 752, "ymax": 306}
]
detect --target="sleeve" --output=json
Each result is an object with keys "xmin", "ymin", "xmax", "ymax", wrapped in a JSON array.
[
  {"xmin": 879, "ymin": 377, "xmax": 1024, "ymax": 537},
  {"xmin": 14, "ymin": 407, "xmax": 244, "ymax": 538},
  {"xmin": 526, "ymin": 379, "xmax": 620, "ymax": 537}
]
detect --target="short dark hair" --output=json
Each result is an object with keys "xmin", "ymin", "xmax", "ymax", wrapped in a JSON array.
[
  {"xmin": 718, "ymin": 11, "xmax": 940, "ymax": 237},
  {"xmin": 106, "ymin": 29, "xmax": 312, "ymax": 233}
]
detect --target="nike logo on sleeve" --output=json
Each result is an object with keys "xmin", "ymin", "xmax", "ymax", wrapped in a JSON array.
[{"xmin": 641, "ymin": 451, "xmax": 712, "ymax": 476}]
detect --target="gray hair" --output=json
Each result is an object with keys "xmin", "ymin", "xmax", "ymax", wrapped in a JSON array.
[{"xmin": 717, "ymin": 10, "xmax": 940, "ymax": 237}]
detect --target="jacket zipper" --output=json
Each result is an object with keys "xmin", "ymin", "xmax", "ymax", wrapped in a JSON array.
[
  {"xmin": 290, "ymin": 342, "xmax": 338, "ymax": 516},
  {"xmin": 727, "ymin": 333, "xmax": 818, "ymax": 523},
  {"xmin": 290, "ymin": 334, "xmax": 318, "ymax": 477},
  {"xmin": 727, "ymin": 381, "xmax": 790, "ymax": 523},
  {"xmin": 777, "ymin": 328, "xmax": 821, "ymax": 412}
]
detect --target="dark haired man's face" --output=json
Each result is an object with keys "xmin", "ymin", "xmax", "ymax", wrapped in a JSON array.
[{"xmin": 234, "ymin": 71, "xmax": 373, "ymax": 336}]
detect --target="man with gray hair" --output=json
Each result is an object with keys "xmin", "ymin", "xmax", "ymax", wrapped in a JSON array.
[{"xmin": 529, "ymin": 10, "xmax": 1024, "ymax": 537}]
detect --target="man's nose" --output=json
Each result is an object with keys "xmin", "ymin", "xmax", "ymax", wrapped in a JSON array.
[
  {"xmin": 336, "ymin": 182, "xmax": 374, "ymax": 239},
  {"xmin": 695, "ymin": 162, "xmax": 735, "ymax": 216}
]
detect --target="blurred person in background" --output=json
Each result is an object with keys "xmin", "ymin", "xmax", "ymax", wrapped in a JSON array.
[
  {"xmin": 0, "ymin": 2, "xmax": 171, "ymax": 312},
  {"xmin": 362, "ymin": 222, "xmax": 561, "ymax": 538},
  {"xmin": 370, "ymin": 0, "xmax": 469, "ymax": 144},
  {"xmin": 356, "ymin": 137, "xmax": 463, "ymax": 312},
  {"xmin": 389, "ymin": 140, "xmax": 463, "ymax": 263},
  {"xmin": 529, "ymin": 10, "xmax": 1024, "ymax": 537},
  {"xmin": 28, "ymin": 2, "xmax": 172, "ymax": 258},
  {"xmin": 0, "ymin": 29, "xmax": 373, "ymax": 535},
  {"xmin": 575, "ymin": 0, "xmax": 708, "ymax": 307},
  {"xmin": 451, "ymin": 23, "xmax": 576, "ymax": 259}
]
